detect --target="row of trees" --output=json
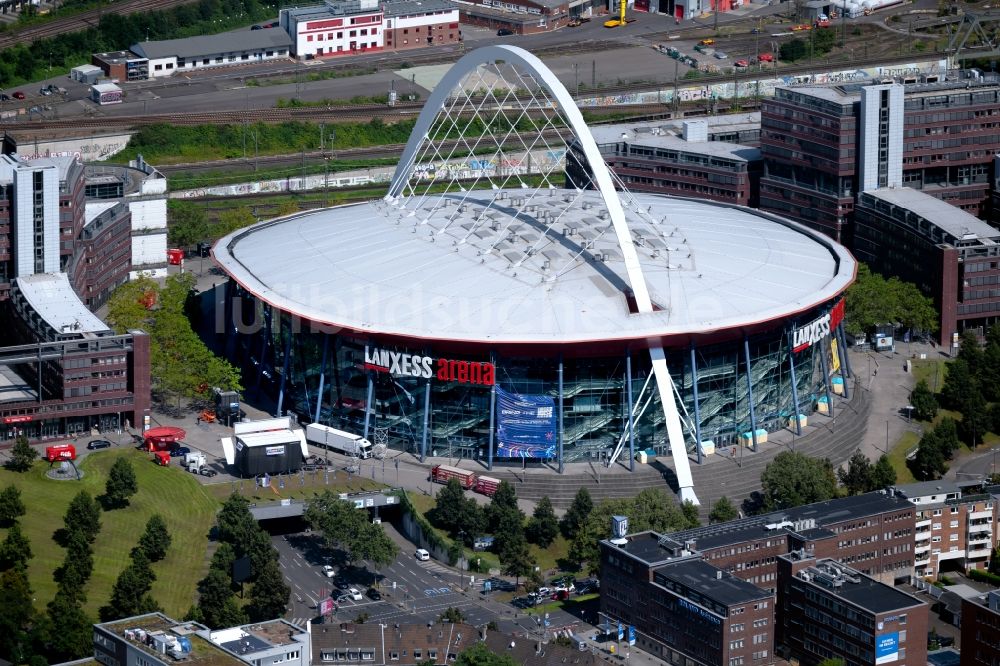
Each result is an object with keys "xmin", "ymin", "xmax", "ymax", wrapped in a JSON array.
[
  {"xmin": 907, "ymin": 325, "xmax": 1000, "ymax": 478},
  {"xmin": 106, "ymin": 272, "xmax": 241, "ymax": 407},
  {"xmin": 304, "ymin": 490, "xmax": 399, "ymax": 586},
  {"xmin": 188, "ymin": 494, "xmax": 291, "ymax": 628}
]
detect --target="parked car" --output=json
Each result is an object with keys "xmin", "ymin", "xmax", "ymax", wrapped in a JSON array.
[
  {"xmin": 552, "ymin": 579, "xmax": 576, "ymax": 593},
  {"xmin": 199, "ymin": 468, "xmax": 218, "ymax": 477},
  {"xmin": 0, "ymin": 93, "xmax": 9, "ymax": 101},
  {"xmin": 536, "ymin": 586, "xmax": 552, "ymax": 596},
  {"xmin": 251, "ymin": 24, "xmax": 263, "ymax": 29},
  {"xmin": 170, "ymin": 446, "xmax": 191, "ymax": 457},
  {"xmin": 347, "ymin": 587, "xmax": 363, "ymax": 601},
  {"xmin": 497, "ymin": 28, "xmax": 514, "ymax": 36},
  {"xmin": 714, "ymin": 51, "xmax": 728, "ymax": 59},
  {"xmin": 735, "ymin": 59, "xmax": 749, "ymax": 68},
  {"xmin": 336, "ymin": 594, "xmax": 352, "ymax": 604},
  {"xmin": 415, "ymin": 548, "xmax": 430, "ymax": 561},
  {"xmin": 323, "ymin": 565, "xmax": 336, "ymax": 578},
  {"xmin": 367, "ymin": 588, "xmax": 382, "ymax": 600},
  {"xmin": 698, "ymin": 38, "xmax": 715, "ymax": 45},
  {"xmin": 12, "ymin": 91, "xmax": 25, "ymax": 100},
  {"xmin": 568, "ymin": 19, "xmax": 581, "ymax": 26},
  {"xmin": 87, "ymin": 439, "xmax": 113, "ymax": 450}
]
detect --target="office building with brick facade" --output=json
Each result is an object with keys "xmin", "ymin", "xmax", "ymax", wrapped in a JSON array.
[
  {"xmin": 961, "ymin": 590, "xmax": 1000, "ymax": 666},
  {"xmin": 759, "ymin": 75, "xmax": 1000, "ymax": 247},
  {"xmin": 574, "ymin": 120, "xmax": 762, "ymax": 207},
  {"xmin": 777, "ymin": 553, "xmax": 928, "ymax": 666},
  {"xmin": 854, "ymin": 187, "xmax": 1000, "ymax": 345}
]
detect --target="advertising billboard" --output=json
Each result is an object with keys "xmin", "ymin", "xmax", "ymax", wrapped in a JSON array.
[
  {"xmin": 875, "ymin": 632, "xmax": 899, "ymax": 664},
  {"xmin": 319, "ymin": 597, "xmax": 336, "ymax": 615},
  {"xmin": 496, "ymin": 387, "xmax": 556, "ymax": 458}
]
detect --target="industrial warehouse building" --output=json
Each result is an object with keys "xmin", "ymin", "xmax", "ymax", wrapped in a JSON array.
[{"xmin": 130, "ymin": 30, "xmax": 293, "ymax": 78}]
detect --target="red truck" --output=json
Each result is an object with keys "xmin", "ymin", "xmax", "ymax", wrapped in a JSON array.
[
  {"xmin": 431, "ymin": 464, "xmax": 477, "ymax": 489},
  {"xmin": 474, "ymin": 475, "xmax": 502, "ymax": 497},
  {"xmin": 154, "ymin": 450, "xmax": 171, "ymax": 466},
  {"xmin": 45, "ymin": 444, "xmax": 76, "ymax": 462}
]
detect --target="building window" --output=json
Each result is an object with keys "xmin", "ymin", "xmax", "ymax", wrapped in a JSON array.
[
  {"xmin": 950, "ymin": 520, "xmax": 959, "ymax": 528},
  {"xmin": 730, "ymin": 659, "xmax": 745, "ymax": 666},
  {"xmin": 730, "ymin": 640, "xmax": 744, "ymax": 649},
  {"xmin": 950, "ymin": 534, "xmax": 959, "ymax": 541}
]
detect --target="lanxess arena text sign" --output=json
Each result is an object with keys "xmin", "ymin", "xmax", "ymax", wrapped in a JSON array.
[{"xmin": 363, "ymin": 346, "xmax": 495, "ymax": 386}]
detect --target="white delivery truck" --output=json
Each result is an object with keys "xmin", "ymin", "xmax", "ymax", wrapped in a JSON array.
[
  {"xmin": 184, "ymin": 451, "xmax": 207, "ymax": 471},
  {"xmin": 305, "ymin": 423, "xmax": 373, "ymax": 459}
]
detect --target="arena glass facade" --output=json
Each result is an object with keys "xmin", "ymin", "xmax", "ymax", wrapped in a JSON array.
[{"xmin": 223, "ymin": 282, "xmax": 850, "ymax": 468}]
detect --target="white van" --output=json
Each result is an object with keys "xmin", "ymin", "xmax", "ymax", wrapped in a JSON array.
[{"xmin": 415, "ymin": 548, "xmax": 430, "ymax": 561}]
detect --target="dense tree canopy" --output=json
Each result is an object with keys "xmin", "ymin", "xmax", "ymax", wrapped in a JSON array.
[
  {"xmin": 106, "ymin": 272, "xmax": 241, "ymax": 406},
  {"xmin": 104, "ymin": 458, "xmax": 139, "ymax": 509},
  {"xmin": 761, "ymin": 452, "xmax": 837, "ymax": 510},
  {"xmin": 0, "ymin": 485, "xmax": 26, "ymax": 526},
  {"xmin": 709, "ymin": 496, "xmax": 738, "ymax": 524},
  {"xmin": 845, "ymin": 264, "xmax": 938, "ymax": 337},
  {"xmin": 6, "ymin": 436, "xmax": 37, "ymax": 472}
]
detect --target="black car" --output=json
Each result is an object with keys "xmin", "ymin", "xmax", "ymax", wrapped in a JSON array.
[
  {"xmin": 199, "ymin": 468, "xmax": 218, "ymax": 477},
  {"xmin": 87, "ymin": 439, "xmax": 113, "ymax": 450},
  {"xmin": 366, "ymin": 588, "xmax": 382, "ymax": 600},
  {"xmin": 497, "ymin": 28, "xmax": 514, "ymax": 36}
]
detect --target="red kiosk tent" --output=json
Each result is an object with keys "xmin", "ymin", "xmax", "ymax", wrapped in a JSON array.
[{"xmin": 144, "ymin": 426, "xmax": 186, "ymax": 452}]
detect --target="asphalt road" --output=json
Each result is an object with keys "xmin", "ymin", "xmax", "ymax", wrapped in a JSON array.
[{"xmin": 273, "ymin": 528, "xmax": 582, "ymax": 632}]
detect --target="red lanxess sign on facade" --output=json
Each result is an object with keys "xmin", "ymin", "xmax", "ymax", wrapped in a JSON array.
[
  {"xmin": 791, "ymin": 299, "xmax": 846, "ymax": 353},
  {"xmin": 363, "ymin": 346, "xmax": 495, "ymax": 386}
]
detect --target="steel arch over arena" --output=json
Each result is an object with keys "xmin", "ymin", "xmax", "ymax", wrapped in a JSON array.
[{"xmin": 213, "ymin": 46, "xmax": 857, "ymax": 505}]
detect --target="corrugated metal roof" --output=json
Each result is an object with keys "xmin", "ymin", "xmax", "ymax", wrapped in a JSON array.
[{"xmin": 132, "ymin": 29, "xmax": 291, "ymax": 60}]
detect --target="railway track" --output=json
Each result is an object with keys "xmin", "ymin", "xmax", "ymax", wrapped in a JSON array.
[{"xmin": 0, "ymin": 0, "xmax": 201, "ymax": 49}]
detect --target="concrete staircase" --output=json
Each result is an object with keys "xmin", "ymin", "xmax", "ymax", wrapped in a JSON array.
[{"xmin": 489, "ymin": 387, "xmax": 871, "ymax": 513}]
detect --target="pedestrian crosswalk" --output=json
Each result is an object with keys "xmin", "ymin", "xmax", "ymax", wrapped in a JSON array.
[{"xmin": 288, "ymin": 616, "xmax": 315, "ymax": 628}]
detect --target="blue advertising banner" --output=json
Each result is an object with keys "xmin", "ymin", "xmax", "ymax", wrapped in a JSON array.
[
  {"xmin": 875, "ymin": 632, "xmax": 899, "ymax": 665},
  {"xmin": 628, "ymin": 626, "xmax": 636, "ymax": 646},
  {"xmin": 496, "ymin": 387, "xmax": 556, "ymax": 458}
]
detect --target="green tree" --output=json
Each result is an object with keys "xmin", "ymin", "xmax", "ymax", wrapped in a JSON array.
[
  {"xmin": 44, "ymin": 589, "xmax": 93, "ymax": 662},
  {"xmin": 0, "ymin": 523, "xmax": 31, "ymax": 572},
  {"xmin": 137, "ymin": 514, "xmax": 172, "ymax": 562},
  {"xmin": 104, "ymin": 457, "xmax": 139, "ymax": 509},
  {"xmin": 439, "ymin": 607, "xmax": 465, "ymax": 623},
  {"xmin": 909, "ymin": 379, "xmax": 938, "ymax": 422},
  {"xmin": 709, "ymin": 496, "xmax": 738, "ymax": 524},
  {"xmin": 216, "ymin": 493, "xmax": 257, "ymax": 547},
  {"xmin": 681, "ymin": 500, "xmax": 700, "ymax": 529},
  {"xmin": 0, "ymin": 568, "xmax": 34, "ymax": 664},
  {"xmin": 957, "ymin": 389, "xmax": 989, "ymax": 447},
  {"xmin": 630, "ymin": 488, "xmax": 689, "ymax": 533},
  {"xmin": 455, "ymin": 642, "xmax": 518, "ymax": 666},
  {"xmin": 935, "ymin": 417, "xmax": 961, "ymax": 459},
  {"xmin": 958, "ymin": 329, "xmax": 984, "ymax": 375},
  {"xmin": 168, "ymin": 201, "xmax": 210, "ymax": 248},
  {"xmin": 838, "ymin": 450, "xmax": 873, "ymax": 495},
  {"xmin": 431, "ymin": 478, "xmax": 484, "ymax": 545},
  {"xmin": 911, "ymin": 429, "xmax": 948, "ymax": 480},
  {"xmin": 247, "ymin": 559, "xmax": 290, "ymax": 622},
  {"xmin": 63, "ymin": 490, "xmax": 101, "ymax": 544},
  {"xmin": 216, "ymin": 207, "xmax": 257, "ymax": 238},
  {"xmin": 498, "ymin": 530, "xmax": 533, "ymax": 588},
  {"xmin": 6, "ymin": 435, "xmax": 38, "ymax": 472},
  {"xmin": 54, "ymin": 529, "xmax": 94, "ymax": 600},
  {"xmin": 525, "ymin": 496, "xmax": 559, "ymax": 548},
  {"xmin": 487, "ymin": 481, "xmax": 523, "ymax": 526},
  {"xmin": 100, "ymin": 549, "xmax": 159, "ymax": 622},
  {"xmin": 0, "ymin": 485, "xmax": 26, "ymax": 526},
  {"xmin": 981, "ymin": 323, "xmax": 1000, "ymax": 400},
  {"xmin": 560, "ymin": 487, "xmax": 593, "ymax": 540},
  {"xmin": 845, "ymin": 263, "xmax": 937, "ymax": 337},
  {"xmin": 761, "ymin": 451, "xmax": 837, "ymax": 510},
  {"xmin": 305, "ymin": 491, "xmax": 398, "ymax": 573},
  {"xmin": 105, "ymin": 274, "xmax": 157, "ymax": 334},
  {"xmin": 195, "ymin": 568, "xmax": 248, "ymax": 630},
  {"xmin": 940, "ymin": 359, "xmax": 975, "ymax": 411},
  {"xmin": 871, "ymin": 454, "xmax": 897, "ymax": 489},
  {"xmin": 779, "ymin": 38, "xmax": 808, "ymax": 61}
]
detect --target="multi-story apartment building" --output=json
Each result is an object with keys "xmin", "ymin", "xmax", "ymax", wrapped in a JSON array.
[
  {"xmin": 760, "ymin": 74, "xmax": 1000, "ymax": 246},
  {"xmin": 895, "ymin": 480, "xmax": 999, "ymax": 579},
  {"xmin": 854, "ymin": 187, "xmax": 1000, "ymax": 344},
  {"xmin": 570, "ymin": 120, "xmax": 762, "ymax": 207},
  {"xmin": 961, "ymin": 590, "xmax": 1000, "ymax": 666},
  {"xmin": 777, "ymin": 553, "xmax": 928, "ymax": 666}
]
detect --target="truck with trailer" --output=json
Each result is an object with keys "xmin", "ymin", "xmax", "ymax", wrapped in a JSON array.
[
  {"xmin": 45, "ymin": 444, "xmax": 76, "ymax": 462},
  {"xmin": 305, "ymin": 423, "xmax": 373, "ymax": 459},
  {"xmin": 431, "ymin": 464, "xmax": 477, "ymax": 489},
  {"xmin": 183, "ymin": 451, "xmax": 207, "ymax": 472},
  {"xmin": 474, "ymin": 475, "xmax": 501, "ymax": 497}
]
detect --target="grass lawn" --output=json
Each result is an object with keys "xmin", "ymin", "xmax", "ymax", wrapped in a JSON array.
[
  {"xmin": 0, "ymin": 448, "xmax": 218, "ymax": 619},
  {"xmin": 887, "ymin": 431, "xmax": 919, "ymax": 484},
  {"xmin": 530, "ymin": 535, "xmax": 574, "ymax": 575},
  {"xmin": 912, "ymin": 358, "xmax": 947, "ymax": 393}
]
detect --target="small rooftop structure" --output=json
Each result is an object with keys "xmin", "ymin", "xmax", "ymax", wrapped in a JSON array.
[{"xmin": 789, "ymin": 557, "xmax": 925, "ymax": 614}]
